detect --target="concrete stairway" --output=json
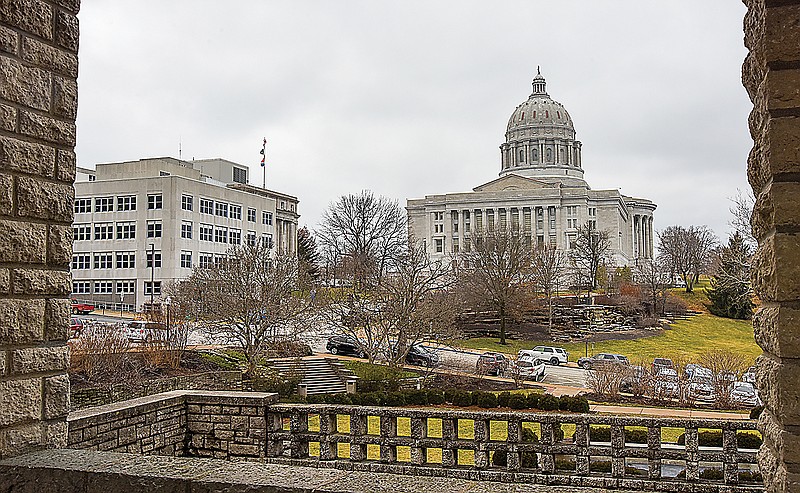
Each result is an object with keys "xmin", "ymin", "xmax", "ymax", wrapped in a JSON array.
[{"xmin": 269, "ymin": 357, "xmax": 353, "ymax": 395}]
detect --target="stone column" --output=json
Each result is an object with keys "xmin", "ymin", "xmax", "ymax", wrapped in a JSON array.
[
  {"xmin": 0, "ymin": 0, "xmax": 78, "ymax": 459},
  {"xmin": 744, "ymin": 2, "xmax": 800, "ymax": 492}
]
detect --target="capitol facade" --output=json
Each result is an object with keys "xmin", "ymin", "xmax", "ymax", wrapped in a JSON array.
[{"xmin": 407, "ymin": 71, "xmax": 656, "ymax": 266}]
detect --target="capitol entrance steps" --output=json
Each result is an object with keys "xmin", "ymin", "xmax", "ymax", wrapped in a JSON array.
[{"xmin": 268, "ymin": 357, "xmax": 356, "ymax": 395}]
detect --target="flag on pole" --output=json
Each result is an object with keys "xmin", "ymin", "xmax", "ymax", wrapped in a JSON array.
[{"xmin": 260, "ymin": 138, "xmax": 267, "ymax": 167}]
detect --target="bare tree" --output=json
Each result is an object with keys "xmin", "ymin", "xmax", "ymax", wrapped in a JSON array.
[
  {"xmin": 173, "ymin": 242, "xmax": 314, "ymax": 375},
  {"xmin": 570, "ymin": 224, "xmax": 612, "ymax": 301},
  {"xmin": 701, "ymin": 349, "xmax": 748, "ymax": 409},
  {"xmin": 657, "ymin": 225, "xmax": 718, "ymax": 292},
  {"xmin": 457, "ymin": 229, "xmax": 533, "ymax": 345},
  {"xmin": 635, "ymin": 257, "xmax": 671, "ymax": 316},
  {"xmin": 729, "ymin": 189, "xmax": 756, "ymax": 250},
  {"xmin": 317, "ymin": 191, "xmax": 407, "ymax": 290},
  {"xmin": 530, "ymin": 244, "xmax": 568, "ymax": 334}
]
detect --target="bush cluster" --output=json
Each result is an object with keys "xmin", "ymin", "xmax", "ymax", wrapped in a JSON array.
[
  {"xmin": 298, "ymin": 389, "xmax": 589, "ymax": 412},
  {"xmin": 675, "ymin": 430, "xmax": 762, "ymax": 449},
  {"xmin": 490, "ymin": 428, "xmax": 539, "ymax": 469}
]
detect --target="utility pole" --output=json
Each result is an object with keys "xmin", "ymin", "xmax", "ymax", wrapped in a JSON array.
[{"xmin": 149, "ymin": 243, "xmax": 155, "ymax": 307}]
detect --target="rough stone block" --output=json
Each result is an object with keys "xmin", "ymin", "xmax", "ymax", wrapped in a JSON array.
[
  {"xmin": 52, "ymin": 0, "xmax": 80, "ymax": 15},
  {"xmin": 20, "ymin": 36, "xmax": 77, "ymax": 78},
  {"xmin": 44, "ymin": 420, "xmax": 67, "ymax": 449},
  {"xmin": 0, "ymin": 56, "xmax": 52, "ymax": 112},
  {"xmin": 0, "ymin": 422, "xmax": 43, "ymax": 459},
  {"xmin": 752, "ymin": 233, "xmax": 800, "ymax": 302},
  {"xmin": 765, "ymin": 5, "xmax": 800, "ymax": 65},
  {"xmin": 55, "ymin": 10, "xmax": 78, "ymax": 52},
  {"xmin": 755, "ymin": 304, "xmax": 800, "ymax": 358},
  {"xmin": 44, "ymin": 374, "xmax": 69, "ymax": 419},
  {"xmin": 0, "ymin": 136, "xmax": 56, "ymax": 177},
  {"xmin": 766, "ymin": 68, "xmax": 800, "ymax": 112},
  {"xmin": 45, "ymin": 297, "xmax": 70, "ymax": 341},
  {"xmin": 47, "ymin": 224, "xmax": 71, "ymax": 266},
  {"xmin": 0, "ymin": 172, "xmax": 11, "ymax": 214},
  {"xmin": 11, "ymin": 269, "xmax": 71, "ymax": 296},
  {"xmin": 11, "ymin": 346, "xmax": 69, "ymax": 374},
  {"xmin": 0, "ymin": 0, "xmax": 53, "ymax": 40},
  {"xmin": 757, "ymin": 353, "xmax": 800, "ymax": 424},
  {"xmin": 0, "ymin": 26, "xmax": 15, "ymax": 54},
  {"xmin": 0, "ymin": 350, "xmax": 6, "ymax": 374},
  {"xmin": 0, "ymin": 268, "xmax": 9, "ymax": 294},
  {"xmin": 52, "ymin": 76, "xmax": 77, "ymax": 119},
  {"xmin": 0, "ymin": 378, "xmax": 42, "ymax": 427},
  {"xmin": 0, "ymin": 298, "xmax": 45, "ymax": 344},
  {"xmin": 55, "ymin": 149, "xmax": 76, "ymax": 183},
  {"xmin": 0, "ymin": 103, "xmax": 16, "ymax": 132},
  {"xmin": 767, "ymin": 116, "xmax": 800, "ymax": 176},
  {"xmin": 15, "ymin": 176, "xmax": 73, "ymax": 222},
  {"xmin": 19, "ymin": 111, "xmax": 76, "ymax": 147},
  {"xmin": 0, "ymin": 220, "xmax": 46, "ymax": 263}
]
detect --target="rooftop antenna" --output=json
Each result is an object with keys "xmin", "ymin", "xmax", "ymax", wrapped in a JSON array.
[
  {"xmin": 178, "ymin": 136, "xmax": 182, "ymax": 160},
  {"xmin": 260, "ymin": 137, "xmax": 267, "ymax": 188}
]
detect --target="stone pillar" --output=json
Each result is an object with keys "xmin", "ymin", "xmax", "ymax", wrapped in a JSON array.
[
  {"xmin": 744, "ymin": 2, "xmax": 800, "ymax": 492},
  {"xmin": 0, "ymin": 0, "xmax": 78, "ymax": 459}
]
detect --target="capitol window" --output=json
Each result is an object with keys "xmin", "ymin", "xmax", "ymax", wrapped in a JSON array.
[
  {"xmin": 532, "ymin": 148, "xmax": 538, "ymax": 161},
  {"xmin": 519, "ymin": 149, "xmax": 525, "ymax": 163}
]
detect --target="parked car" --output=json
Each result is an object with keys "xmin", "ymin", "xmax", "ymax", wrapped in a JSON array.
[
  {"xmin": 405, "ymin": 344, "xmax": 440, "ymax": 367},
  {"xmin": 652, "ymin": 358, "xmax": 674, "ymax": 371},
  {"xmin": 326, "ymin": 334, "xmax": 365, "ymax": 358},
  {"xmin": 577, "ymin": 353, "xmax": 629, "ymax": 370},
  {"xmin": 731, "ymin": 381, "xmax": 761, "ymax": 408},
  {"xmin": 512, "ymin": 357, "xmax": 546, "ymax": 382},
  {"xmin": 517, "ymin": 346, "xmax": 568, "ymax": 366},
  {"xmin": 71, "ymin": 299, "xmax": 95, "ymax": 315},
  {"xmin": 653, "ymin": 367, "xmax": 679, "ymax": 398},
  {"xmin": 121, "ymin": 320, "xmax": 166, "ymax": 342},
  {"xmin": 476, "ymin": 352, "xmax": 509, "ymax": 376},
  {"xmin": 741, "ymin": 366, "xmax": 756, "ymax": 384},
  {"xmin": 69, "ymin": 317, "xmax": 83, "ymax": 337},
  {"xmin": 686, "ymin": 366, "xmax": 716, "ymax": 403}
]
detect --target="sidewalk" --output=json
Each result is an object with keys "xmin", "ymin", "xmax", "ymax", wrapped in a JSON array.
[{"xmin": 590, "ymin": 403, "xmax": 750, "ymax": 420}]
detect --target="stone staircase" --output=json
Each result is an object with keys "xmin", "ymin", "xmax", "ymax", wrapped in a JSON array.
[{"xmin": 269, "ymin": 357, "xmax": 355, "ymax": 395}]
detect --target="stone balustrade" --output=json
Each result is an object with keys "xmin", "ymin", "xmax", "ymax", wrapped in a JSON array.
[{"xmin": 265, "ymin": 403, "xmax": 763, "ymax": 492}]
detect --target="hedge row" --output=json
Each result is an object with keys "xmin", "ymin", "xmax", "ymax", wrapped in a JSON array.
[
  {"xmin": 297, "ymin": 389, "xmax": 589, "ymax": 413},
  {"xmin": 676, "ymin": 430, "xmax": 762, "ymax": 449}
]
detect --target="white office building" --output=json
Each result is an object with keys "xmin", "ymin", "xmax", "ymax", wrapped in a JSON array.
[{"xmin": 72, "ymin": 157, "xmax": 299, "ymax": 310}]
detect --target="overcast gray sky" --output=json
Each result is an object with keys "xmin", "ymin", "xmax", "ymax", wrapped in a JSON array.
[{"xmin": 76, "ymin": 1, "xmax": 751, "ymax": 240}]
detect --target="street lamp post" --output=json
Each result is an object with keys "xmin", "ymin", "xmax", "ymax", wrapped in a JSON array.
[{"xmin": 149, "ymin": 243, "xmax": 155, "ymax": 308}]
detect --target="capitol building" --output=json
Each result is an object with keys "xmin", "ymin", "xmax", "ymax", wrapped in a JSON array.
[{"xmin": 407, "ymin": 71, "xmax": 656, "ymax": 266}]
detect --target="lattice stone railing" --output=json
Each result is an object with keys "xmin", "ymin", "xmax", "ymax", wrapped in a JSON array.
[{"xmin": 265, "ymin": 404, "xmax": 762, "ymax": 492}]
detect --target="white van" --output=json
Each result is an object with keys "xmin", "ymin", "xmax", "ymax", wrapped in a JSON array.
[{"xmin": 517, "ymin": 346, "xmax": 569, "ymax": 366}]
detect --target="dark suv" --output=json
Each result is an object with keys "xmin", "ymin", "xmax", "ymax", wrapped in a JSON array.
[
  {"xmin": 405, "ymin": 344, "xmax": 439, "ymax": 367},
  {"xmin": 326, "ymin": 335, "xmax": 365, "ymax": 358},
  {"xmin": 577, "ymin": 353, "xmax": 629, "ymax": 370},
  {"xmin": 476, "ymin": 352, "xmax": 509, "ymax": 376}
]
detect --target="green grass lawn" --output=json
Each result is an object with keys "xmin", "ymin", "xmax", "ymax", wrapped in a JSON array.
[{"xmin": 455, "ymin": 283, "xmax": 760, "ymax": 365}]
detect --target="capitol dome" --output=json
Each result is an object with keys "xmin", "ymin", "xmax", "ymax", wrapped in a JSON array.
[{"xmin": 499, "ymin": 69, "xmax": 585, "ymax": 187}]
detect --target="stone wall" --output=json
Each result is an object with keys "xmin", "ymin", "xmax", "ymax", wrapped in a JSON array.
[
  {"xmin": 0, "ymin": 0, "xmax": 79, "ymax": 459},
  {"xmin": 743, "ymin": 1, "xmax": 800, "ymax": 493}
]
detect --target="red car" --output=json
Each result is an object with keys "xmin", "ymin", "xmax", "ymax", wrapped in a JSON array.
[
  {"xmin": 71, "ymin": 299, "xmax": 95, "ymax": 314},
  {"xmin": 69, "ymin": 317, "xmax": 83, "ymax": 337}
]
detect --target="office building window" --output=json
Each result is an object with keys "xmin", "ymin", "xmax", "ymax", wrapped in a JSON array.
[
  {"xmin": 144, "ymin": 281, "xmax": 162, "ymax": 296},
  {"xmin": 262, "ymin": 211, "xmax": 273, "ymax": 226},
  {"xmin": 146, "ymin": 221, "xmax": 162, "ymax": 238},
  {"xmin": 199, "ymin": 253, "xmax": 213, "ymax": 268},
  {"xmin": 71, "ymin": 254, "xmax": 90, "ymax": 270},
  {"xmin": 434, "ymin": 238, "xmax": 444, "ymax": 253},
  {"xmin": 180, "ymin": 251, "xmax": 192, "ymax": 268},
  {"xmin": 116, "ymin": 222, "xmax": 136, "ymax": 239},
  {"xmin": 73, "ymin": 224, "xmax": 91, "ymax": 241},
  {"xmin": 74, "ymin": 198, "xmax": 92, "ymax": 213},
  {"xmin": 95, "ymin": 196, "xmax": 113, "ymax": 212},
  {"xmin": 199, "ymin": 198, "xmax": 213, "ymax": 214},
  {"xmin": 199, "ymin": 223, "xmax": 213, "ymax": 241},
  {"xmin": 116, "ymin": 280, "xmax": 136, "ymax": 294},
  {"xmin": 261, "ymin": 233, "xmax": 273, "ymax": 249},
  {"xmin": 93, "ymin": 252, "xmax": 113, "ymax": 269},
  {"xmin": 246, "ymin": 231, "xmax": 256, "ymax": 247},
  {"xmin": 230, "ymin": 204, "xmax": 242, "ymax": 220},
  {"xmin": 146, "ymin": 251, "xmax": 162, "ymax": 268},
  {"xmin": 94, "ymin": 281, "xmax": 113, "ymax": 294},
  {"xmin": 147, "ymin": 193, "xmax": 163, "ymax": 210},
  {"xmin": 181, "ymin": 195, "xmax": 193, "ymax": 211},
  {"xmin": 247, "ymin": 208, "xmax": 256, "ymax": 222},
  {"xmin": 214, "ymin": 226, "xmax": 228, "ymax": 243},
  {"xmin": 215, "ymin": 202, "xmax": 228, "ymax": 218},
  {"xmin": 117, "ymin": 195, "xmax": 136, "ymax": 211},
  {"xmin": 181, "ymin": 221, "xmax": 192, "ymax": 239},
  {"xmin": 229, "ymin": 229, "xmax": 241, "ymax": 245},
  {"xmin": 115, "ymin": 252, "xmax": 135, "ymax": 269},
  {"xmin": 94, "ymin": 222, "xmax": 114, "ymax": 240},
  {"xmin": 72, "ymin": 281, "xmax": 91, "ymax": 294}
]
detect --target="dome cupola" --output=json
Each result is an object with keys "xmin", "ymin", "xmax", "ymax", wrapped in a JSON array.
[{"xmin": 500, "ymin": 69, "xmax": 586, "ymax": 187}]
